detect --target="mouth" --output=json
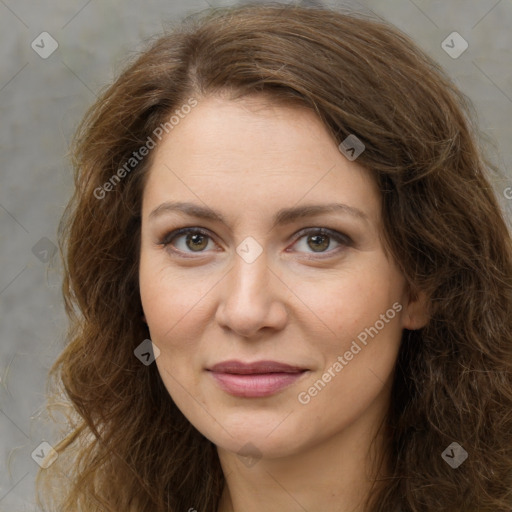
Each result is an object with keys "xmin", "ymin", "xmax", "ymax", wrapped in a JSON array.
[{"xmin": 206, "ymin": 360, "xmax": 309, "ymax": 398}]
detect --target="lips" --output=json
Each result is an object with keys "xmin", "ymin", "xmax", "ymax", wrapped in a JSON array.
[
  {"xmin": 208, "ymin": 360, "xmax": 307, "ymax": 374},
  {"xmin": 207, "ymin": 360, "xmax": 308, "ymax": 398}
]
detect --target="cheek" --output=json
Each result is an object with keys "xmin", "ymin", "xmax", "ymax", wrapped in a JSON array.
[
  {"xmin": 296, "ymin": 312, "xmax": 403, "ymax": 433},
  {"xmin": 139, "ymin": 254, "xmax": 213, "ymax": 345},
  {"xmin": 289, "ymin": 262, "xmax": 404, "ymax": 342},
  {"xmin": 292, "ymin": 261, "xmax": 404, "ymax": 397},
  {"xmin": 139, "ymin": 254, "xmax": 216, "ymax": 408}
]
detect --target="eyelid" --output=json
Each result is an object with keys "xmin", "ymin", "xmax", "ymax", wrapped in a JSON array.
[
  {"xmin": 160, "ymin": 226, "xmax": 213, "ymax": 246},
  {"xmin": 158, "ymin": 225, "xmax": 353, "ymax": 257},
  {"xmin": 291, "ymin": 226, "xmax": 353, "ymax": 247}
]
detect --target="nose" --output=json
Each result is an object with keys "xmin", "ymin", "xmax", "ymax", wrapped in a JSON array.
[{"xmin": 214, "ymin": 248, "xmax": 288, "ymax": 338}]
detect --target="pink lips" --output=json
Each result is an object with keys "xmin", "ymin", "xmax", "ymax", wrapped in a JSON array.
[{"xmin": 207, "ymin": 360, "xmax": 308, "ymax": 398}]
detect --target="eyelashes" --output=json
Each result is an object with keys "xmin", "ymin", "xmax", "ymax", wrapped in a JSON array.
[
  {"xmin": 160, "ymin": 227, "xmax": 217, "ymax": 256},
  {"xmin": 158, "ymin": 226, "xmax": 353, "ymax": 259}
]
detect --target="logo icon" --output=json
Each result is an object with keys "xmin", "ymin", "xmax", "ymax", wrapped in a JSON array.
[
  {"xmin": 441, "ymin": 32, "xmax": 468, "ymax": 59},
  {"xmin": 134, "ymin": 339, "xmax": 161, "ymax": 365},
  {"xmin": 441, "ymin": 441, "xmax": 468, "ymax": 468},
  {"xmin": 32, "ymin": 237, "xmax": 57, "ymax": 263},
  {"xmin": 236, "ymin": 236, "xmax": 263, "ymax": 264},
  {"xmin": 31, "ymin": 441, "xmax": 58, "ymax": 468},
  {"xmin": 237, "ymin": 442, "xmax": 262, "ymax": 468},
  {"xmin": 31, "ymin": 32, "xmax": 59, "ymax": 59},
  {"xmin": 338, "ymin": 134, "xmax": 365, "ymax": 161}
]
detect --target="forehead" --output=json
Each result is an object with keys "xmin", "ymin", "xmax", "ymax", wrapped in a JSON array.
[{"xmin": 142, "ymin": 94, "xmax": 380, "ymax": 226}]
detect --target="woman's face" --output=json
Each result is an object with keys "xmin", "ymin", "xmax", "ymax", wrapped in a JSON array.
[{"xmin": 139, "ymin": 94, "xmax": 426, "ymax": 460}]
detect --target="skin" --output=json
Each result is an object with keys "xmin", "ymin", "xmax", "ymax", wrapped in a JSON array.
[{"xmin": 139, "ymin": 94, "xmax": 428, "ymax": 512}]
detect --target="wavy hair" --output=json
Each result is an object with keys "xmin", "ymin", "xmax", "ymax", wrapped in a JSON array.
[{"xmin": 36, "ymin": 3, "xmax": 512, "ymax": 511}]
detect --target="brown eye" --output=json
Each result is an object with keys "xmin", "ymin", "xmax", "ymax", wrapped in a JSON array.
[
  {"xmin": 306, "ymin": 233, "xmax": 330, "ymax": 252},
  {"xmin": 161, "ymin": 227, "xmax": 216, "ymax": 254},
  {"xmin": 290, "ymin": 228, "xmax": 352, "ymax": 256},
  {"xmin": 184, "ymin": 232, "xmax": 209, "ymax": 251}
]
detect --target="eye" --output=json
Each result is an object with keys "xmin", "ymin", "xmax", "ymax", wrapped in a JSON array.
[
  {"xmin": 158, "ymin": 226, "xmax": 352, "ymax": 258},
  {"xmin": 288, "ymin": 227, "xmax": 352, "ymax": 257},
  {"xmin": 159, "ymin": 227, "xmax": 218, "ymax": 257}
]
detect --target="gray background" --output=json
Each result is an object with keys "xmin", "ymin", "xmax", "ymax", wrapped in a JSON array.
[{"xmin": 1, "ymin": 0, "xmax": 511, "ymax": 510}]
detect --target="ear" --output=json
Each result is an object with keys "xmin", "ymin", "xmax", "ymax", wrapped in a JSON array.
[{"xmin": 402, "ymin": 289, "xmax": 430, "ymax": 330}]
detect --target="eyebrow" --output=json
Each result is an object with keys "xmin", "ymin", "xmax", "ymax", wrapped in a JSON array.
[{"xmin": 148, "ymin": 201, "xmax": 369, "ymax": 228}]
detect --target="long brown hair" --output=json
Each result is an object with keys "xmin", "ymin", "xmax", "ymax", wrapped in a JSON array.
[{"xmin": 36, "ymin": 4, "xmax": 512, "ymax": 511}]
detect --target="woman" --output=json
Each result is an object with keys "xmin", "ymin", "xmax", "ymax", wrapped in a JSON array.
[{"xmin": 36, "ymin": 3, "xmax": 512, "ymax": 511}]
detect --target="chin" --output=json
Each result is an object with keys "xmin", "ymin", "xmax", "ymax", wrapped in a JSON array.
[{"xmin": 196, "ymin": 411, "xmax": 310, "ymax": 459}]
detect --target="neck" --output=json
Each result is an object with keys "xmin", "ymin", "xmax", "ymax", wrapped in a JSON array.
[{"xmin": 216, "ymin": 399, "xmax": 390, "ymax": 512}]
